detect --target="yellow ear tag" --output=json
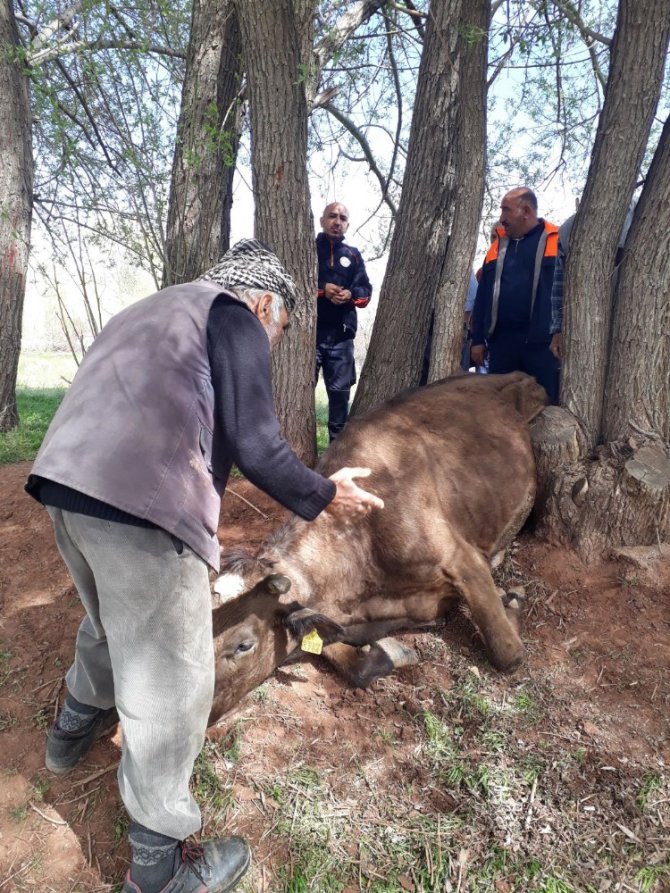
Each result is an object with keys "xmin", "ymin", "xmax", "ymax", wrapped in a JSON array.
[{"xmin": 301, "ymin": 629, "xmax": 323, "ymax": 655}]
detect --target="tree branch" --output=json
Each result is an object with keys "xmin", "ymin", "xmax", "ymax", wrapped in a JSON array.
[
  {"xmin": 314, "ymin": 0, "xmax": 386, "ymax": 69},
  {"xmin": 544, "ymin": 0, "xmax": 608, "ymax": 89},
  {"xmin": 381, "ymin": 7, "xmax": 403, "ymax": 209},
  {"xmin": 51, "ymin": 57, "xmax": 119, "ymax": 171},
  {"xmin": 29, "ymin": 1, "xmax": 82, "ymax": 55},
  {"xmin": 387, "ymin": 0, "xmax": 427, "ymax": 38},
  {"xmin": 549, "ymin": 0, "xmax": 612, "ymax": 47},
  {"xmin": 29, "ymin": 39, "xmax": 186, "ymax": 67},
  {"xmin": 310, "ymin": 0, "xmax": 387, "ymax": 110},
  {"xmin": 323, "ymin": 101, "xmax": 398, "ymax": 218}
]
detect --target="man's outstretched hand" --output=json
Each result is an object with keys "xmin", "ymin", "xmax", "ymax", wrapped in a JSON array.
[{"xmin": 326, "ymin": 467, "xmax": 385, "ymax": 519}]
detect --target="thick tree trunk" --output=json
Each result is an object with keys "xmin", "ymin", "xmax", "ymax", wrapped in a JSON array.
[
  {"xmin": 352, "ymin": 0, "xmax": 469, "ymax": 414},
  {"xmin": 0, "ymin": 0, "xmax": 32, "ymax": 432},
  {"xmin": 162, "ymin": 1, "xmax": 386, "ymax": 293},
  {"xmin": 428, "ymin": 0, "xmax": 488, "ymax": 381},
  {"xmin": 162, "ymin": 0, "xmax": 242, "ymax": 287},
  {"xmin": 561, "ymin": 0, "xmax": 670, "ymax": 448},
  {"xmin": 235, "ymin": 0, "xmax": 317, "ymax": 465},
  {"xmin": 535, "ymin": 3, "xmax": 670, "ymax": 559},
  {"xmin": 531, "ymin": 408, "xmax": 670, "ymax": 561},
  {"xmin": 604, "ymin": 113, "xmax": 670, "ymax": 443}
]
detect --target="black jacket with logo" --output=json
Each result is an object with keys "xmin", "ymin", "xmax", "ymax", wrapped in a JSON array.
[{"xmin": 316, "ymin": 232, "xmax": 372, "ymax": 342}]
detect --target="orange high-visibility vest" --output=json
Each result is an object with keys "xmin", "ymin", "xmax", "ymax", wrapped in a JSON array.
[{"xmin": 484, "ymin": 221, "xmax": 558, "ymax": 338}]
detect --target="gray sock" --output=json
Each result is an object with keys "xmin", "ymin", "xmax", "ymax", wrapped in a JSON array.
[
  {"xmin": 128, "ymin": 822, "xmax": 179, "ymax": 892},
  {"xmin": 57, "ymin": 693, "xmax": 100, "ymax": 733}
]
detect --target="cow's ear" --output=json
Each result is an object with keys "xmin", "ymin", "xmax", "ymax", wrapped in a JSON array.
[
  {"xmin": 283, "ymin": 607, "xmax": 345, "ymax": 644},
  {"xmin": 265, "ymin": 574, "xmax": 292, "ymax": 596}
]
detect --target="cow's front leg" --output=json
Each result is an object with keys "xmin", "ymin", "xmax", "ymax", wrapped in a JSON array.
[
  {"xmin": 322, "ymin": 638, "xmax": 418, "ymax": 688},
  {"xmin": 445, "ymin": 538, "xmax": 525, "ymax": 671}
]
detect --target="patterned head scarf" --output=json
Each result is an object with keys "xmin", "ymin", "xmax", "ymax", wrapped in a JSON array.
[{"xmin": 199, "ymin": 239, "xmax": 297, "ymax": 314}]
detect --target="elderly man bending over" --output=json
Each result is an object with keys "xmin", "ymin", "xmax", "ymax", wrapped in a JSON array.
[{"xmin": 26, "ymin": 240, "xmax": 383, "ymax": 893}]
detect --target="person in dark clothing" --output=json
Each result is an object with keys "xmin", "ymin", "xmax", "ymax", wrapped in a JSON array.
[
  {"xmin": 316, "ymin": 202, "xmax": 372, "ymax": 440},
  {"xmin": 25, "ymin": 240, "xmax": 384, "ymax": 893},
  {"xmin": 548, "ymin": 200, "xmax": 636, "ymax": 362},
  {"xmin": 470, "ymin": 188, "xmax": 560, "ymax": 403}
]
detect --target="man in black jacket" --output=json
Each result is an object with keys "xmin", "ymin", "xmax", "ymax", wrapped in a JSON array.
[{"xmin": 316, "ymin": 203, "xmax": 372, "ymax": 440}]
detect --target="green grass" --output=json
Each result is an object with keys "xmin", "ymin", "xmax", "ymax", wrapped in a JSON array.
[
  {"xmin": 635, "ymin": 859, "xmax": 670, "ymax": 892},
  {"xmin": 10, "ymin": 804, "xmax": 27, "ymax": 822},
  {"xmin": 315, "ymin": 381, "xmax": 330, "ymax": 453},
  {"xmin": 0, "ymin": 389, "xmax": 65, "ymax": 465},
  {"xmin": 637, "ymin": 771, "xmax": 663, "ymax": 811},
  {"xmin": 0, "ymin": 711, "xmax": 16, "ymax": 731},
  {"xmin": 30, "ymin": 775, "xmax": 50, "ymax": 802}
]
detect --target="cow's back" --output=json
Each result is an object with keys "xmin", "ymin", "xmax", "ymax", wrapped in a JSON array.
[{"xmin": 317, "ymin": 372, "xmax": 546, "ymax": 562}]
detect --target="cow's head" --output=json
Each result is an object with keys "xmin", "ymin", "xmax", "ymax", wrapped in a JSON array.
[{"xmin": 209, "ymin": 551, "xmax": 345, "ymax": 724}]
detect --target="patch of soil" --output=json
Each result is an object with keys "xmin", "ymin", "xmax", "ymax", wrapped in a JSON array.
[{"xmin": 0, "ymin": 461, "xmax": 668, "ymax": 891}]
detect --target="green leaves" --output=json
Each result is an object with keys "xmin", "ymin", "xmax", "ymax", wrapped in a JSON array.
[{"xmin": 17, "ymin": 0, "xmax": 190, "ymax": 279}]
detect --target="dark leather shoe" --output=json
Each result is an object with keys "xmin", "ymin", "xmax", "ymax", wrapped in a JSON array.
[
  {"xmin": 122, "ymin": 838, "xmax": 251, "ymax": 893},
  {"xmin": 45, "ymin": 706, "xmax": 119, "ymax": 775}
]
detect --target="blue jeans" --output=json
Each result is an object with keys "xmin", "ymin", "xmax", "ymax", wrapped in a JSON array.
[{"xmin": 315, "ymin": 337, "xmax": 356, "ymax": 440}]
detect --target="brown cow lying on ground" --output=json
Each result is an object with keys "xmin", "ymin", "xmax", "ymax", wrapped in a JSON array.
[{"xmin": 209, "ymin": 371, "xmax": 547, "ymax": 723}]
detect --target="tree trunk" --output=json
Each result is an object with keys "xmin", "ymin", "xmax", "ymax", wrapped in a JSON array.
[
  {"xmin": 604, "ymin": 113, "xmax": 670, "ymax": 443},
  {"xmin": 428, "ymin": 0, "xmax": 488, "ymax": 381},
  {"xmin": 235, "ymin": 0, "xmax": 317, "ymax": 465},
  {"xmin": 352, "ymin": 0, "xmax": 470, "ymax": 414},
  {"xmin": 533, "ymin": 2, "xmax": 670, "ymax": 560},
  {"xmin": 0, "ymin": 0, "xmax": 32, "ymax": 432},
  {"xmin": 162, "ymin": 0, "xmax": 242, "ymax": 288},
  {"xmin": 530, "ymin": 408, "xmax": 670, "ymax": 561},
  {"xmin": 560, "ymin": 0, "xmax": 670, "ymax": 449}
]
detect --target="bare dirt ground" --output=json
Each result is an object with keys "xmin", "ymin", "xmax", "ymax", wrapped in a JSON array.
[{"xmin": 0, "ymin": 460, "xmax": 668, "ymax": 892}]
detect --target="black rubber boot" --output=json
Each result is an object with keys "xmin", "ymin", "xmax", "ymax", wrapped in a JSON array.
[
  {"xmin": 45, "ymin": 706, "xmax": 119, "ymax": 775},
  {"xmin": 122, "ymin": 838, "xmax": 251, "ymax": 893}
]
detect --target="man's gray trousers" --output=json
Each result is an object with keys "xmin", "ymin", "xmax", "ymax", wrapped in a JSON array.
[{"xmin": 47, "ymin": 508, "xmax": 214, "ymax": 840}]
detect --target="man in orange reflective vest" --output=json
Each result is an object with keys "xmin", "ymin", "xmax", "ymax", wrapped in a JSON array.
[{"xmin": 470, "ymin": 187, "xmax": 560, "ymax": 403}]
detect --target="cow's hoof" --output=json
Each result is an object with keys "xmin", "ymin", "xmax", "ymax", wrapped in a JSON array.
[
  {"xmin": 374, "ymin": 637, "xmax": 419, "ymax": 669},
  {"xmin": 501, "ymin": 585, "xmax": 526, "ymax": 609},
  {"xmin": 501, "ymin": 587, "xmax": 525, "ymax": 637}
]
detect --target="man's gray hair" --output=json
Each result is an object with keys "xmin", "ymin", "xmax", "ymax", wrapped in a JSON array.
[
  {"xmin": 199, "ymin": 239, "xmax": 297, "ymax": 313},
  {"xmin": 233, "ymin": 287, "xmax": 285, "ymax": 324}
]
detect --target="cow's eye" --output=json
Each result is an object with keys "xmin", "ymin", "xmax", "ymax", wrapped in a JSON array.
[{"xmin": 235, "ymin": 641, "xmax": 255, "ymax": 655}]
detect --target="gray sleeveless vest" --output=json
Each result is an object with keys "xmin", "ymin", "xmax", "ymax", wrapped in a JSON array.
[{"xmin": 31, "ymin": 281, "xmax": 233, "ymax": 569}]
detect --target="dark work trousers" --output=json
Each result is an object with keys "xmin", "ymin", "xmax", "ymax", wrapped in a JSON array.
[
  {"xmin": 487, "ymin": 329, "xmax": 560, "ymax": 404},
  {"xmin": 315, "ymin": 337, "xmax": 356, "ymax": 441}
]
